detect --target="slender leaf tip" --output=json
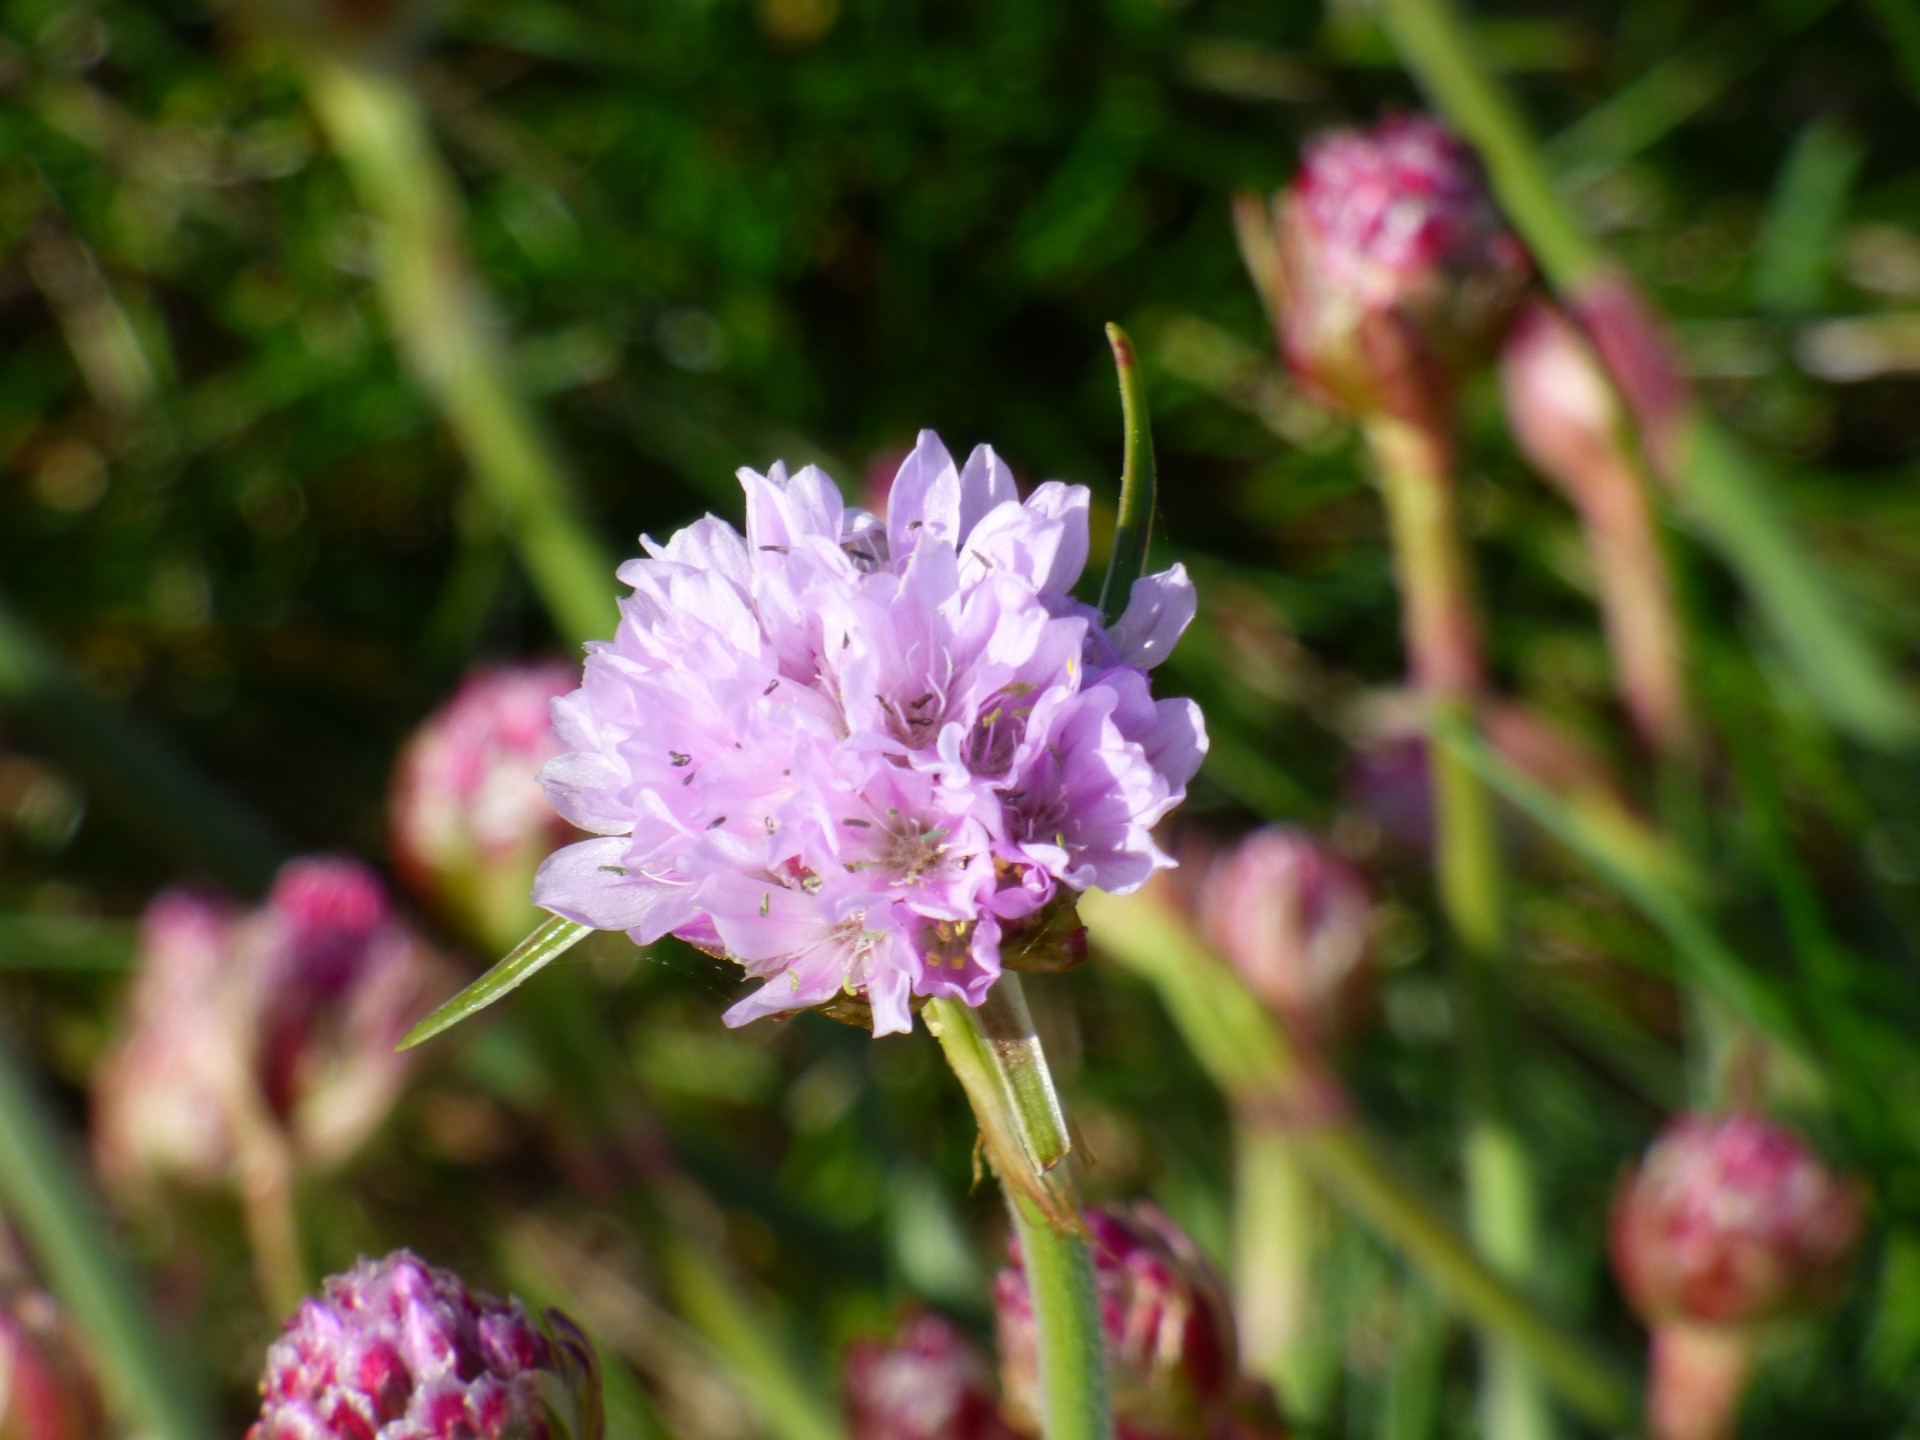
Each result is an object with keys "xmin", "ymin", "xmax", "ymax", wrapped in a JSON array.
[
  {"xmin": 1097, "ymin": 322, "xmax": 1158, "ymax": 625},
  {"xmin": 398, "ymin": 914, "xmax": 591, "ymax": 1050}
]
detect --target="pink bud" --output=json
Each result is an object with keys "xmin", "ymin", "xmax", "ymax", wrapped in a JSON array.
[
  {"xmin": 1499, "ymin": 301, "xmax": 1623, "ymax": 496},
  {"xmin": 92, "ymin": 889, "xmax": 248, "ymax": 1193},
  {"xmin": 1270, "ymin": 114, "xmax": 1530, "ymax": 421},
  {"xmin": 1197, "ymin": 827, "xmax": 1374, "ymax": 1047},
  {"xmin": 0, "ymin": 1291, "xmax": 104, "ymax": 1440},
  {"xmin": 1611, "ymin": 1112, "xmax": 1865, "ymax": 1331},
  {"xmin": 252, "ymin": 858, "xmax": 447, "ymax": 1169},
  {"xmin": 250, "ymin": 1251, "xmax": 603, "ymax": 1440},
  {"xmin": 389, "ymin": 662, "xmax": 576, "ymax": 943},
  {"xmin": 996, "ymin": 1206, "xmax": 1237, "ymax": 1440},
  {"xmin": 842, "ymin": 1312, "xmax": 1017, "ymax": 1440},
  {"xmin": 93, "ymin": 859, "xmax": 446, "ymax": 1194}
]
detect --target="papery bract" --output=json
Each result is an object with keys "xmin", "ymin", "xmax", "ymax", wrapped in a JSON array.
[
  {"xmin": 249, "ymin": 1250, "xmax": 603, "ymax": 1440},
  {"xmin": 534, "ymin": 431, "xmax": 1205, "ymax": 1035}
]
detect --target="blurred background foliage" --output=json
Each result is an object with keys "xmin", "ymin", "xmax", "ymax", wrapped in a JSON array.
[{"xmin": 4, "ymin": 0, "xmax": 1920, "ymax": 1435}]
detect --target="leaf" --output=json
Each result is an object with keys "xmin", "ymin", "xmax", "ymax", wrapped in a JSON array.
[
  {"xmin": 399, "ymin": 914, "xmax": 591, "ymax": 1051},
  {"xmin": 1096, "ymin": 322, "xmax": 1158, "ymax": 626}
]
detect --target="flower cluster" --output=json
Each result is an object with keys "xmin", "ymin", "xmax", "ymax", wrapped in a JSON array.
[
  {"xmin": 534, "ymin": 431, "xmax": 1205, "ymax": 1034},
  {"xmin": 249, "ymin": 1251, "xmax": 602, "ymax": 1440},
  {"xmin": 94, "ymin": 857, "xmax": 444, "ymax": 1191},
  {"xmin": 1269, "ymin": 114, "xmax": 1529, "ymax": 421}
]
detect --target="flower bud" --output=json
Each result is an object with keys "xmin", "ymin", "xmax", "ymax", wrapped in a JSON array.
[
  {"xmin": 390, "ymin": 661, "xmax": 576, "ymax": 946},
  {"xmin": 996, "ymin": 1205, "xmax": 1237, "ymax": 1439},
  {"xmin": 94, "ymin": 858, "xmax": 446, "ymax": 1194},
  {"xmin": 1499, "ymin": 301, "xmax": 1624, "ymax": 497},
  {"xmin": 842, "ymin": 1311, "xmax": 1017, "ymax": 1440},
  {"xmin": 1197, "ymin": 827, "xmax": 1374, "ymax": 1047},
  {"xmin": 249, "ymin": 1250, "xmax": 604, "ymax": 1440},
  {"xmin": 1611, "ymin": 1112, "xmax": 1865, "ymax": 1331},
  {"xmin": 92, "ymin": 889, "xmax": 247, "ymax": 1193},
  {"xmin": 0, "ymin": 1291, "xmax": 104, "ymax": 1440},
  {"xmin": 252, "ymin": 857, "xmax": 447, "ymax": 1169},
  {"xmin": 1263, "ymin": 114, "xmax": 1530, "ymax": 422}
]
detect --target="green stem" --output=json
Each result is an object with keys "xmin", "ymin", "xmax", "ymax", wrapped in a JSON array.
[
  {"xmin": 926, "ymin": 988, "xmax": 1112, "ymax": 1440},
  {"xmin": 0, "ymin": 1029, "xmax": 217, "ymax": 1440},
  {"xmin": 1381, "ymin": 0, "xmax": 1918, "ymax": 749},
  {"xmin": 1365, "ymin": 416, "xmax": 1550, "ymax": 1440},
  {"xmin": 298, "ymin": 54, "xmax": 617, "ymax": 648},
  {"xmin": 1081, "ymin": 892, "xmax": 1639, "ymax": 1432},
  {"xmin": 1235, "ymin": 1121, "xmax": 1333, "ymax": 1424}
]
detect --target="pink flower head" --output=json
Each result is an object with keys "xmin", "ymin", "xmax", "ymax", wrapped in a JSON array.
[
  {"xmin": 0, "ymin": 1291, "xmax": 104, "ymax": 1440},
  {"xmin": 996, "ymin": 1205, "xmax": 1237, "ymax": 1440},
  {"xmin": 93, "ymin": 858, "xmax": 445, "ymax": 1191},
  {"xmin": 1198, "ymin": 826, "xmax": 1375, "ymax": 1047},
  {"xmin": 390, "ymin": 661, "xmax": 576, "ymax": 939},
  {"xmin": 249, "ymin": 1251, "xmax": 603, "ymax": 1440},
  {"xmin": 533, "ymin": 431, "xmax": 1206, "ymax": 1035},
  {"xmin": 1275, "ymin": 114, "xmax": 1529, "ymax": 420},
  {"xmin": 842, "ymin": 1312, "xmax": 1017, "ymax": 1440},
  {"xmin": 1611, "ymin": 1113, "xmax": 1866, "ymax": 1331}
]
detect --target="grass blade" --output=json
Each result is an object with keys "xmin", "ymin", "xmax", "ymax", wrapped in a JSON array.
[{"xmin": 400, "ymin": 914, "xmax": 591, "ymax": 1051}]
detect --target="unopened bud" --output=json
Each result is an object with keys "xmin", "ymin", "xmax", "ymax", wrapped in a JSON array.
[
  {"xmin": 1499, "ymin": 300, "xmax": 1624, "ymax": 501},
  {"xmin": 250, "ymin": 1251, "xmax": 602, "ymax": 1440},
  {"xmin": 1611, "ymin": 1112, "xmax": 1865, "ymax": 1331},
  {"xmin": 1198, "ymin": 827, "xmax": 1374, "ymax": 1047},
  {"xmin": 842, "ymin": 1312, "xmax": 1017, "ymax": 1440},
  {"xmin": 389, "ymin": 661, "xmax": 576, "ymax": 945},
  {"xmin": 0, "ymin": 1291, "xmax": 103, "ymax": 1440},
  {"xmin": 1262, "ymin": 114, "xmax": 1529, "ymax": 422},
  {"xmin": 93, "ymin": 859, "xmax": 446, "ymax": 1195},
  {"xmin": 996, "ymin": 1205, "xmax": 1237, "ymax": 1439}
]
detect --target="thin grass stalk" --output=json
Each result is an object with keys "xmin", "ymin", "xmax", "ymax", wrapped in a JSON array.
[
  {"xmin": 298, "ymin": 53, "xmax": 616, "ymax": 649},
  {"xmin": 0, "ymin": 1029, "xmax": 218, "ymax": 1440},
  {"xmin": 1364, "ymin": 415, "xmax": 1551, "ymax": 1440},
  {"xmin": 1082, "ymin": 890, "xmax": 1639, "ymax": 1431},
  {"xmin": 1235, "ymin": 1119, "xmax": 1333, "ymax": 1424},
  {"xmin": 1377, "ymin": 0, "xmax": 1917, "ymax": 749}
]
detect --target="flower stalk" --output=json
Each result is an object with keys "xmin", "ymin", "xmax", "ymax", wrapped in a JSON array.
[
  {"xmin": 925, "ymin": 986, "xmax": 1112, "ymax": 1440},
  {"xmin": 1082, "ymin": 890, "xmax": 1639, "ymax": 1432},
  {"xmin": 1365, "ymin": 410, "xmax": 1548, "ymax": 1440}
]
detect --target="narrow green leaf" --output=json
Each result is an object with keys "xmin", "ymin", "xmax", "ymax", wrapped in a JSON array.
[
  {"xmin": 1432, "ymin": 717, "xmax": 1811, "ymax": 1053},
  {"xmin": 1679, "ymin": 422, "xmax": 1918, "ymax": 748},
  {"xmin": 1753, "ymin": 117, "xmax": 1863, "ymax": 317},
  {"xmin": 1096, "ymin": 323, "xmax": 1158, "ymax": 626},
  {"xmin": 399, "ymin": 914, "xmax": 590, "ymax": 1051}
]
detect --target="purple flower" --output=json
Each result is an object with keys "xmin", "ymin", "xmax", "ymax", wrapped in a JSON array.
[
  {"xmin": 389, "ymin": 661, "xmax": 576, "ymax": 941},
  {"xmin": 533, "ymin": 432, "xmax": 1205, "ymax": 1034},
  {"xmin": 249, "ymin": 1251, "xmax": 603, "ymax": 1440}
]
